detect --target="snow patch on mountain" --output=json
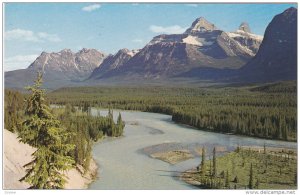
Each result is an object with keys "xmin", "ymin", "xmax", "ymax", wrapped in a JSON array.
[
  {"xmin": 227, "ymin": 30, "xmax": 263, "ymax": 40},
  {"xmin": 182, "ymin": 35, "xmax": 201, "ymax": 46}
]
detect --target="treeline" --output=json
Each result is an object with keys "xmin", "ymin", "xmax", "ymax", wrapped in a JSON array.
[
  {"xmin": 250, "ymin": 81, "xmax": 297, "ymax": 93},
  {"xmin": 47, "ymin": 83, "xmax": 297, "ymax": 141},
  {"xmin": 172, "ymin": 104, "xmax": 296, "ymax": 141},
  {"xmin": 4, "ymin": 89, "xmax": 26, "ymax": 132},
  {"xmin": 4, "ymin": 87, "xmax": 125, "ymax": 175},
  {"xmin": 54, "ymin": 105, "xmax": 124, "ymax": 170}
]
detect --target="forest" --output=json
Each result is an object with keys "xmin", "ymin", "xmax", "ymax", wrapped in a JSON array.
[
  {"xmin": 5, "ymin": 89, "xmax": 125, "ymax": 170},
  {"xmin": 4, "ymin": 75, "xmax": 125, "ymax": 189},
  {"xmin": 46, "ymin": 81, "xmax": 297, "ymax": 141}
]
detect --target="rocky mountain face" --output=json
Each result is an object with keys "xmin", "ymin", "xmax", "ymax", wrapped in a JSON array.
[
  {"xmin": 28, "ymin": 48, "xmax": 106, "ymax": 80},
  {"xmin": 237, "ymin": 7, "xmax": 297, "ymax": 82},
  {"xmin": 239, "ymin": 22, "xmax": 251, "ymax": 33},
  {"xmin": 90, "ymin": 17, "xmax": 263, "ymax": 80},
  {"xmin": 89, "ymin": 48, "xmax": 139, "ymax": 79},
  {"xmin": 5, "ymin": 48, "xmax": 106, "ymax": 90}
]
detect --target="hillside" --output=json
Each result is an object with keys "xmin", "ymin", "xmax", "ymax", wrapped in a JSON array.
[
  {"xmin": 3, "ymin": 129, "xmax": 97, "ymax": 189},
  {"xmin": 237, "ymin": 7, "xmax": 297, "ymax": 82}
]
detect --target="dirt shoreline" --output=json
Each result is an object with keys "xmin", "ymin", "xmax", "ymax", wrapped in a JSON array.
[
  {"xmin": 180, "ymin": 168, "xmax": 201, "ymax": 187},
  {"xmin": 3, "ymin": 129, "xmax": 98, "ymax": 189}
]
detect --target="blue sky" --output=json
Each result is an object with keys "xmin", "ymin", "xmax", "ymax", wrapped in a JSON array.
[{"xmin": 4, "ymin": 3, "xmax": 297, "ymax": 71}]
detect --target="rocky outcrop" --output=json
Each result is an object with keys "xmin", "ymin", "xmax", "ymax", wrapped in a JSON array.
[{"xmin": 237, "ymin": 7, "xmax": 297, "ymax": 82}]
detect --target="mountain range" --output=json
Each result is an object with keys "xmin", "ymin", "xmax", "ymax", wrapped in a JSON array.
[
  {"xmin": 5, "ymin": 48, "xmax": 106, "ymax": 90},
  {"xmin": 5, "ymin": 7, "xmax": 297, "ymax": 90}
]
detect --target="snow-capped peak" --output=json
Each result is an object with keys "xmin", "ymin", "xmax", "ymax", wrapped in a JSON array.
[{"xmin": 185, "ymin": 17, "xmax": 217, "ymax": 34}]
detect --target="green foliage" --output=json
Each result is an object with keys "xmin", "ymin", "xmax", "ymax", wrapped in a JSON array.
[
  {"xmin": 53, "ymin": 105, "xmax": 125, "ymax": 168},
  {"xmin": 18, "ymin": 73, "xmax": 75, "ymax": 189},
  {"xmin": 250, "ymin": 81, "xmax": 297, "ymax": 93},
  {"xmin": 225, "ymin": 170, "xmax": 230, "ymax": 188},
  {"xmin": 189, "ymin": 148, "xmax": 297, "ymax": 189},
  {"xmin": 5, "ymin": 77, "xmax": 126, "ymax": 187},
  {"xmin": 200, "ymin": 147, "xmax": 206, "ymax": 179},
  {"xmin": 233, "ymin": 176, "xmax": 238, "ymax": 183},
  {"xmin": 48, "ymin": 84, "xmax": 297, "ymax": 141},
  {"xmin": 213, "ymin": 147, "xmax": 217, "ymax": 178},
  {"xmin": 4, "ymin": 89, "xmax": 25, "ymax": 132},
  {"xmin": 249, "ymin": 163, "xmax": 253, "ymax": 189}
]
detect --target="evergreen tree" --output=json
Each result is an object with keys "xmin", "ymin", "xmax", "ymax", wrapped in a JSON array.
[
  {"xmin": 201, "ymin": 147, "xmax": 206, "ymax": 178},
  {"xmin": 225, "ymin": 170, "xmax": 230, "ymax": 188},
  {"xmin": 209, "ymin": 157, "xmax": 212, "ymax": 177},
  {"xmin": 233, "ymin": 176, "xmax": 239, "ymax": 183},
  {"xmin": 116, "ymin": 112, "xmax": 125, "ymax": 136},
  {"xmin": 107, "ymin": 108, "xmax": 114, "ymax": 136},
  {"xmin": 213, "ymin": 147, "xmax": 217, "ymax": 177},
  {"xmin": 249, "ymin": 163, "xmax": 254, "ymax": 189},
  {"xmin": 18, "ymin": 72, "xmax": 75, "ymax": 189},
  {"xmin": 255, "ymin": 179, "xmax": 259, "ymax": 189},
  {"xmin": 236, "ymin": 144, "xmax": 240, "ymax": 153}
]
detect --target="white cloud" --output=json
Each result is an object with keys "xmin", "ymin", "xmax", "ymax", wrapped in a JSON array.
[
  {"xmin": 4, "ymin": 54, "xmax": 39, "ymax": 71},
  {"xmin": 132, "ymin": 39, "xmax": 143, "ymax": 43},
  {"xmin": 82, "ymin": 4, "xmax": 101, "ymax": 12},
  {"xmin": 5, "ymin": 29, "xmax": 61, "ymax": 42},
  {"xmin": 5, "ymin": 29, "xmax": 39, "ymax": 42},
  {"xmin": 185, "ymin": 4, "xmax": 198, "ymax": 7},
  {"xmin": 37, "ymin": 32, "xmax": 61, "ymax": 42},
  {"xmin": 149, "ymin": 25, "xmax": 187, "ymax": 34}
]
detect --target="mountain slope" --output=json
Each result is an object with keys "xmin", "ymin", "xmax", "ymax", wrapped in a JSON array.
[
  {"xmin": 237, "ymin": 7, "xmax": 297, "ymax": 82},
  {"xmin": 89, "ymin": 48, "xmax": 139, "ymax": 79},
  {"xmin": 91, "ymin": 17, "xmax": 262, "ymax": 81},
  {"xmin": 5, "ymin": 48, "xmax": 106, "ymax": 90}
]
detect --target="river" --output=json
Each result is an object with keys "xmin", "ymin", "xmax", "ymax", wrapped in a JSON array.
[{"xmin": 89, "ymin": 109, "xmax": 297, "ymax": 190}]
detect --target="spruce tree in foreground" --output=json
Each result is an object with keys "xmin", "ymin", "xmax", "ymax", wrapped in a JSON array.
[{"xmin": 18, "ymin": 72, "xmax": 75, "ymax": 189}]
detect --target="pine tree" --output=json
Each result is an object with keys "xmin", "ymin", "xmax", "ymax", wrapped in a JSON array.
[
  {"xmin": 249, "ymin": 163, "xmax": 254, "ymax": 189},
  {"xmin": 209, "ymin": 157, "xmax": 212, "ymax": 177},
  {"xmin": 18, "ymin": 72, "xmax": 75, "ymax": 189},
  {"xmin": 117, "ymin": 112, "xmax": 125, "ymax": 136},
  {"xmin": 233, "ymin": 176, "xmax": 239, "ymax": 183},
  {"xmin": 225, "ymin": 170, "xmax": 230, "ymax": 188},
  {"xmin": 213, "ymin": 147, "xmax": 217, "ymax": 177},
  {"xmin": 255, "ymin": 179, "xmax": 259, "ymax": 189},
  {"xmin": 201, "ymin": 147, "xmax": 206, "ymax": 178},
  {"xmin": 107, "ymin": 108, "xmax": 114, "ymax": 136}
]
